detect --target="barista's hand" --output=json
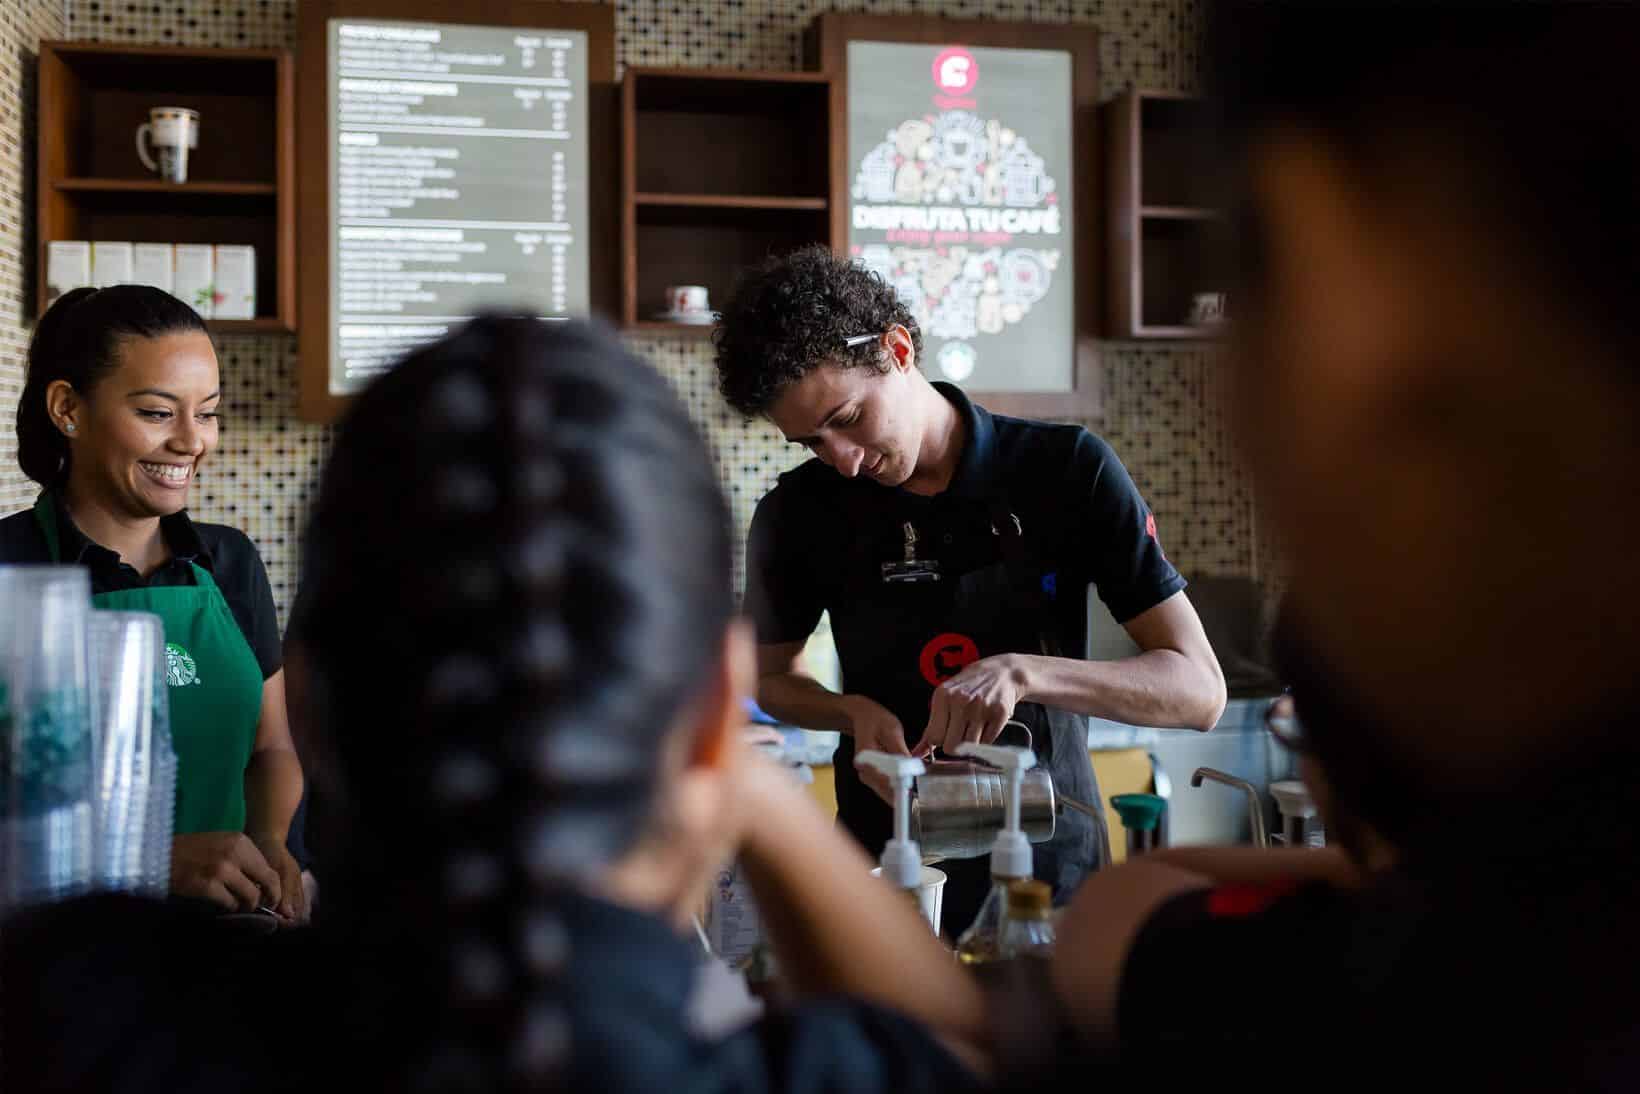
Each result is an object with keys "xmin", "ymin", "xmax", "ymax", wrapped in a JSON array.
[
  {"xmin": 844, "ymin": 695, "xmax": 914, "ymax": 804},
  {"xmin": 170, "ymin": 831, "xmax": 282, "ymax": 912},
  {"xmin": 914, "ymin": 653, "xmax": 1024, "ymax": 757},
  {"xmin": 250, "ymin": 832, "xmax": 308, "ymax": 921}
]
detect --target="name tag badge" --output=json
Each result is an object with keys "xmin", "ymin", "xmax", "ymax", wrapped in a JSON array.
[
  {"xmin": 882, "ymin": 559, "xmax": 942, "ymax": 584},
  {"xmin": 882, "ymin": 521, "xmax": 941, "ymax": 584}
]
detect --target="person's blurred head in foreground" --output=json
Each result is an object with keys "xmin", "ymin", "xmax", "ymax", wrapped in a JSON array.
[
  {"xmin": 1211, "ymin": 1, "xmax": 1640, "ymax": 850},
  {"xmin": 288, "ymin": 317, "xmax": 753, "ymax": 1085},
  {"xmin": 1266, "ymin": 611, "xmax": 1396, "ymax": 873}
]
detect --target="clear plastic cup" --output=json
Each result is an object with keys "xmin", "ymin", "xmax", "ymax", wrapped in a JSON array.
[
  {"xmin": 87, "ymin": 611, "xmax": 175, "ymax": 893},
  {"xmin": 0, "ymin": 565, "xmax": 95, "ymax": 908}
]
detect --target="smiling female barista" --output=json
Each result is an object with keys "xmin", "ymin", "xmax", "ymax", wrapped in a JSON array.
[
  {"xmin": 0, "ymin": 286, "xmax": 305, "ymax": 919},
  {"xmin": 716, "ymin": 247, "xmax": 1228, "ymax": 933}
]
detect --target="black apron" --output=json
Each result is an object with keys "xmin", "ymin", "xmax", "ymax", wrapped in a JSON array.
[{"xmin": 828, "ymin": 488, "xmax": 1110, "ymax": 934}]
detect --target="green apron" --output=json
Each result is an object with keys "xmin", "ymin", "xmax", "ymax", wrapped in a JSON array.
[{"xmin": 34, "ymin": 495, "xmax": 264, "ymax": 835}]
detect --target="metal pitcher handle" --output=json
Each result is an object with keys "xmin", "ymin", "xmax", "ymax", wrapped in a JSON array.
[{"xmin": 965, "ymin": 719, "xmax": 1032, "ymax": 762}]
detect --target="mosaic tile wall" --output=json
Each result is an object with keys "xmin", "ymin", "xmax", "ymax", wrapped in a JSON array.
[
  {"xmin": 0, "ymin": 0, "xmax": 1258, "ymax": 628},
  {"xmin": 0, "ymin": 1, "xmax": 65, "ymax": 520}
]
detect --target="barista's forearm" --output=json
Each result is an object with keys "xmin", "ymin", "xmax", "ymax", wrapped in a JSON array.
[
  {"xmin": 243, "ymin": 747, "xmax": 303, "ymax": 842},
  {"xmin": 756, "ymin": 672, "xmax": 870, "ymax": 737},
  {"xmin": 1013, "ymin": 649, "xmax": 1225, "ymax": 731},
  {"xmin": 737, "ymin": 762, "xmax": 989, "ymax": 1048}
]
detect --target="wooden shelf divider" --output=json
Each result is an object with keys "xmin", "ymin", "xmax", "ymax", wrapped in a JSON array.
[
  {"xmin": 1139, "ymin": 205, "xmax": 1221, "ymax": 221},
  {"xmin": 55, "ymin": 178, "xmax": 278, "ymax": 196}
]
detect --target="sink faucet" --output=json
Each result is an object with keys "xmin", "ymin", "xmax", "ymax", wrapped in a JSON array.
[{"xmin": 1190, "ymin": 767, "xmax": 1269, "ymax": 848}]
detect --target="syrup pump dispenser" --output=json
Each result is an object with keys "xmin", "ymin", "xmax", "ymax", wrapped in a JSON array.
[
  {"xmin": 951, "ymin": 741, "xmax": 1035, "ymax": 965},
  {"xmin": 855, "ymin": 749, "xmax": 928, "ymax": 893}
]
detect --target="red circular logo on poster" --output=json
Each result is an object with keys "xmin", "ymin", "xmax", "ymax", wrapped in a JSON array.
[
  {"xmin": 919, "ymin": 632, "xmax": 980, "ymax": 686},
  {"xmin": 931, "ymin": 47, "xmax": 978, "ymax": 96}
]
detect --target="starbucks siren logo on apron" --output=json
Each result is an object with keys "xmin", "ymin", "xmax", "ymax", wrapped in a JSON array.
[{"xmin": 166, "ymin": 642, "xmax": 201, "ymax": 687}]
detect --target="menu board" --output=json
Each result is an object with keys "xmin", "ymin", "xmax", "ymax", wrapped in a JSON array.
[
  {"xmin": 847, "ymin": 42, "xmax": 1074, "ymax": 392},
  {"xmin": 327, "ymin": 19, "xmax": 589, "ymax": 395}
]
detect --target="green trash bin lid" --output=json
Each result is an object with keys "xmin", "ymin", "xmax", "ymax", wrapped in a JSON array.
[{"xmin": 1110, "ymin": 792, "xmax": 1167, "ymax": 832}]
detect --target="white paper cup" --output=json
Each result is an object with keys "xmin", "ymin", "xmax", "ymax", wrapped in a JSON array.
[{"xmin": 870, "ymin": 865, "xmax": 947, "ymax": 934}]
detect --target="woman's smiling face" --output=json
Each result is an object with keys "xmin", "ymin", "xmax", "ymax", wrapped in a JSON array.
[{"xmin": 59, "ymin": 331, "xmax": 222, "ymax": 518}]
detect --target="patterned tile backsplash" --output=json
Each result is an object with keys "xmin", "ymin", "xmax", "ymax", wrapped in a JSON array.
[
  {"xmin": 0, "ymin": 1, "xmax": 65, "ymax": 520},
  {"xmin": 0, "ymin": 0, "xmax": 1258, "ymax": 630}
]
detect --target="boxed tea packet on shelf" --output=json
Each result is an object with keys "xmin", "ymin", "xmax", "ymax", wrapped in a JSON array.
[
  {"xmin": 174, "ymin": 244, "xmax": 215, "ymax": 318},
  {"xmin": 133, "ymin": 244, "xmax": 175, "ymax": 294},
  {"xmin": 212, "ymin": 245, "xmax": 256, "ymax": 320},
  {"xmin": 45, "ymin": 241, "xmax": 91, "ymax": 302},
  {"xmin": 91, "ymin": 241, "xmax": 134, "ymax": 288}
]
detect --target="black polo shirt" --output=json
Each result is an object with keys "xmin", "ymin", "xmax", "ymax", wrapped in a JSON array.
[
  {"xmin": 0, "ymin": 493, "xmax": 282, "ymax": 679},
  {"xmin": 746, "ymin": 382, "xmax": 1186, "ymax": 660}
]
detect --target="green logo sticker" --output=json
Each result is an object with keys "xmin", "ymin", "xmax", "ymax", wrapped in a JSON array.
[{"xmin": 165, "ymin": 642, "xmax": 200, "ymax": 687}]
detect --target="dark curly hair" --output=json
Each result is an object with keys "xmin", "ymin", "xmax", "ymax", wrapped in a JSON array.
[
  {"xmin": 712, "ymin": 245, "xmax": 922, "ymax": 417},
  {"xmin": 17, "ymin": 285, "xmax": 208, "ymax": 487},
  {"xmin": 291, "ymin": 316, "xmax": 734, "ymax": 1090}
]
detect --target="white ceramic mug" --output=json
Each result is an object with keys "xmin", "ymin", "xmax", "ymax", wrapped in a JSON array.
[
  {"xmin": 136, "ymin": 107, "xmax": 200, "ymax": 183},
  {"xmin": 665, "ymin": 284, "xmax": 710, "ymax": 318},
  {"xmin": 1189, "ymin": 292, "xmax": 1227, "ymax": 326}
]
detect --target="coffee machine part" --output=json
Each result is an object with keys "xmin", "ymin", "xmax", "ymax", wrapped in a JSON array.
[
  {"xmin": 1269, "ymin": 779, "xmax": 1325, "ymax": 848},
  {"xmin": 854, "ymin": 751, "xmax": 927, "ymax": 888},
  {"xmin": 1110, "ymin": 792, "xmax": 1167, "ymax": 857},
  {"xmin": 1191, "ymin": 767, "xmax": 1270, "ymax": 848}
]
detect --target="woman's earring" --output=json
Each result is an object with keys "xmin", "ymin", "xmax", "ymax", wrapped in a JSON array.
[{"xmin": 63, "ymin": 422, "xmax": 76, "ymax": 434}]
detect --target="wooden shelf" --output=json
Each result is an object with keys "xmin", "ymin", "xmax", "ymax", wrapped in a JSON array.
[
  {"xmin": 1128, "ymin": 325, "xmax": 1217, "ymax": 340},
  {"xmin": 621, "ymin": 67, "xmax": 836, "ymax": 330},
  {"xmin": 36, "ymin": 41, "xmax": 295, "ymax": 331},
  {"xmin": 208, "ymin": 317, "xmax": 291, "ymax": 334},
  {"xmin": 55, "ymin": 178, "xmax": 276, "ymax": 196},
  {"xmin": 1104, "ymin": 90, "xmax": 1226, "ymax": 340},
  {"xmin": 628, "ymin": 320, "xmax": 716, "ymax": 338},
  {"xmin": 635, "ymin": 193, "xmax": 827, "ymax": 211},
  {"xmin": 1140, "ymin": 205, "xmax": 1221, "ymax": 221}
]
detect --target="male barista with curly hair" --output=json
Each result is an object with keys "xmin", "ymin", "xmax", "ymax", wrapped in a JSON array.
[{"xmin": 714, "ymin": 246, "xmax": 1226, "ymax": 931}]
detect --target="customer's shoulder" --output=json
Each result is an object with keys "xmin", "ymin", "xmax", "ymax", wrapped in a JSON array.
[{"xmin": 0, "ymin": 506, "xmax": 48, "ymax": 561}]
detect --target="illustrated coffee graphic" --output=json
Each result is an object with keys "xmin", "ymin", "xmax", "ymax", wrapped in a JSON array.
[{"xmin": 848, "ymin": 41, "xmax": 1075, "ymax": 393}]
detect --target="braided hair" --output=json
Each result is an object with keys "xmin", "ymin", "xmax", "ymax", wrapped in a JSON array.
[{"xmin": 292, "ymin": 317, "xmax": 734, "ymax": 1090}]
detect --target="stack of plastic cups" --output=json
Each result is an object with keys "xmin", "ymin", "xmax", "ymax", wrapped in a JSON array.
[
  {"xmin": 0, "ymin": 565, "xmax": 95, "ymax": 910},
  {"xmin": 87, "ymin": 611, "xmax": 176, "ymax": 895}
]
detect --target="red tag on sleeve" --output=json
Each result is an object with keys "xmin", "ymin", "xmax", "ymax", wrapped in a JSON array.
[{"xmin": 1206, "ymin": 880, "xmax": 1302, "ymax": 919}]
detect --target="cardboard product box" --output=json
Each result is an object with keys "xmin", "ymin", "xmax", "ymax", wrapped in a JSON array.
[
  {"xmin": 174, "ymin": 244, "xmax": 215, "ymax": 318},
  {"xmin": 212, "ymin": 245, "xmax": 256, "ymax": 320},
  {"xmin": 133, "ymin": 244, "xmax": 175, "ymax": 294},
  {"xmin": 45, "ymin": 241, "xmax": 91, "ymax": 304},
  {"xmin": 90, "ymin": 241, "xmax": 134, "ymax": 288}
]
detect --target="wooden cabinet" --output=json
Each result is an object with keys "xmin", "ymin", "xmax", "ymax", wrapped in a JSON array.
[
  {"xmin": 621, "ymin": 68, "xmax": 836, "ymax": 336},
  {"xmin": 1102, "ymin": 90, "xmax": 1225, "ymax": 340},
  {"xmin": 36, "ymin": 42, "xmax": 295, "ymax": 333}
]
